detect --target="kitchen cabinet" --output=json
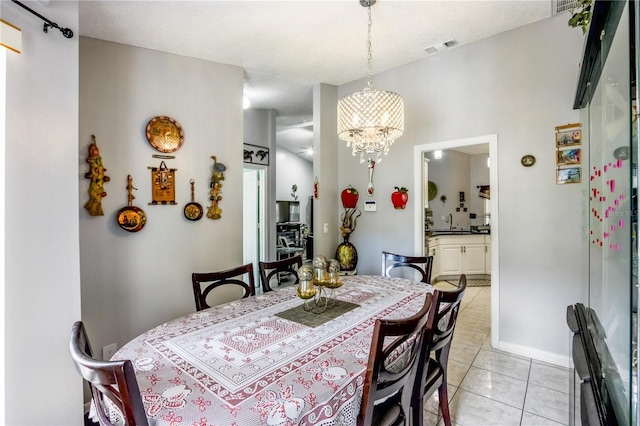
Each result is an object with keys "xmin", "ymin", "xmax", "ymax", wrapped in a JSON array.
[
  {"xmin": 485, "ymin": 235, "xmax": 491, "ymax": 274},
  {"xmin": 426, "ymin": 237, "xmax": 441, "ymax": 279},
  {"xmin": 429, "ymin": 234, "xmax": 489, "ymax": 279}
]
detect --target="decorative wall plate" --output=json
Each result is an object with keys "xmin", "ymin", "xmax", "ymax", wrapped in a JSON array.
[
  {"xmin": 521, "ymin": 155, "xmax": 536, "ymax": 167},
  {"xmin": 184, "ymin": 179, "xmax": 203, "ymax": 221},
  {"xmin": 145, "ymin": 116, "xmax": 184, "ymax": 153},
  {"xmin": 427, "ymin": 181, "xmax": 438, "ymax": 201},
  {"xmin": 117, "ymin": 206, "xmax": 147, "ymax": 232},
  {"xmin": 117, "ymin": 175, "xmax": 146, "ymax": 232}
]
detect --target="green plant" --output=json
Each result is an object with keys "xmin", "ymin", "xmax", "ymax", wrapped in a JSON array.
[{"xmin": 568, "ymin": 0, "xmax": 592, "ymax": 34}]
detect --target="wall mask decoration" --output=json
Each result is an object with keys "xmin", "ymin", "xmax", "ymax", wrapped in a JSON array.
[{"xmin": 83, "ymin": 134, "xmax": 110, "ymax": 216}]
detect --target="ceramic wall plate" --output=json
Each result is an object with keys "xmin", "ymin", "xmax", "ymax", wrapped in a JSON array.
[
  {"xmin": 145, "ymin": 116, "xmax": 184, "ymax": 153},
  {"xmin": 427, "ymin": 181, "xmax": 438, "ymax": 201},
  {"xmin": 521, "ymin": 155, "xmax": 536, "ymax": 167},
  {"xmin": 117, "ymin": 205, "xmax": 147, "ymax": 232}
]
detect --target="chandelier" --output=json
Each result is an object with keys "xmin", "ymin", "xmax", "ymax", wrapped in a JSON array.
[{"xmin": 337, "ymin": 0, "xmax": 404, "ymax": 163}]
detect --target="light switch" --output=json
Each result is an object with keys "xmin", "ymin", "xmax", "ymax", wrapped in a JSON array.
[{"xmin": 323, "ymin": 223, "xmax": 329, "ymax": 233}]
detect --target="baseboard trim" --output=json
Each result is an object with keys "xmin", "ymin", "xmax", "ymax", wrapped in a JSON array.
[{"xmin": 497, "ymin": 341, "xmax": 572, "ymax": 368}]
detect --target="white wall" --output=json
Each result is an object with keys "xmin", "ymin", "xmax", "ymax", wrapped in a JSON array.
[
  {"xmin": 79, "ymin": 38, "xmax": 244, "ymax": 362},
  {"xmin": 243, "ymin": 108, "xmax": 278, "ymax": 261},
  {"xmin": 338, "ymin": 14, "xmax": 586, "ymax": 363},
  {"xmin": 3, "ymin": 1, "xmax": 82, "ymax": 424},
  {"xmin": 275, "ymin": 146, "xmax": 313, "ymax": 224}
]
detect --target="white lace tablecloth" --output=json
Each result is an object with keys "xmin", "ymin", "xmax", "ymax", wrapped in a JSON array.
[{"xmin": 112, "ymin": 275, "xmax": 433, "ymax": 426}]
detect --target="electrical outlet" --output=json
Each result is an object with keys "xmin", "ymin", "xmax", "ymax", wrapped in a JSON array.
[{"xmin": 103, "ymin": 343, "xmax": 117, "ymax": 360}]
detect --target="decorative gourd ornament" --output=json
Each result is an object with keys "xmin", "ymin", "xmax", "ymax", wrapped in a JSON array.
[
  {"xmin": 207, "ymin": 156, "xmax": 226, "ymax": 220},
  {"xmin": 84, "ymin": 135, "xmax": 110, "ymax": 216}
]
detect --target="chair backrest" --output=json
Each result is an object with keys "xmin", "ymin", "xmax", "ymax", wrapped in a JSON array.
[
  {"xmin": 431, "ymin": 274, "xmax": 467, "ymax": 353},
  {"xmin": 258, "ymin": 255, "xmax": 302, "ymax": 293},
  {"xmin": 191, "ymin": 263, "xmax": 256, "ymax": 311},
  {"xmin": 69, "ymin": 321, "xmax": 148, "ymax": 426},
  {"xmin": 381, "ymin": 251, "xmax": 433, "ymax": 283},
  {"xmin": 358, "ymin": 291, "xmax": 437, "ymax": 426}
]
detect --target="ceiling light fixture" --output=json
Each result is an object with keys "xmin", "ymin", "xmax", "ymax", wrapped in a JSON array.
[{"xmin": 337, "ymin": 0, "xmax": 404, "ymax": 163}]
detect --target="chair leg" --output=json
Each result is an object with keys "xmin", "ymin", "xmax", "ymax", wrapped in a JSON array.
[
  {"xmin": 438, "ymin": 382, "xmax": 452, "ymax": 426},
  {"xmin": 411, "ymin": 394, "xmax": 424, "ymax": 426},
  {"xmin": 436, "ymin": 345, "xmax": 453, "ymax": 426}
]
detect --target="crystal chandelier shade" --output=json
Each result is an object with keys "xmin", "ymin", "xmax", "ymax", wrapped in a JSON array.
[
  {"xmin": 337, "ymin": 88, "xmax": 404, "ymax": 162},
  {"xmin": 337, "ymin": 0, "xmax": 404, "ymax": 163}
]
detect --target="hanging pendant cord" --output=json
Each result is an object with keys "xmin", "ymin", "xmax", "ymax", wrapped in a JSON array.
[{"xmin": 366, "ymin": 4, "xmax": 374, "ymax": 91}]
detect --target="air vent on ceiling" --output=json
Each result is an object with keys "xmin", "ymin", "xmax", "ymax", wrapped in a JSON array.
[
  {"xmin": 553, "ymin": 0, "xmax": 579, "ymax": 15},
  {"xmin": 424, "ymin": 39, "xmax": 458, "ymax": 54}
]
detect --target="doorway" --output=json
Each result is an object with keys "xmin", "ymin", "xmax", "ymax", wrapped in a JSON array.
[
  {"xmin": 243, "ymin": 167, "xmax": 266, "ymax": 284},
  {"xmin": 413, "ymin": 134, "xmax": 500, "ymax": 347}
]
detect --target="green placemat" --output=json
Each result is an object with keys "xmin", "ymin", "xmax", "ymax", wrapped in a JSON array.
[{"xmin": 275, "ymin": 299, "xmax": 360, "ymax": 327}]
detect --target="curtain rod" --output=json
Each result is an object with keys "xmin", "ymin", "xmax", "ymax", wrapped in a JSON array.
[{"xmin": 11, "ymin": 0, "xmax": 73, "ymax": 38}]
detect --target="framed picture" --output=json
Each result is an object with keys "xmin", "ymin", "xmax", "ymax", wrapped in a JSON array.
[
  {"xmin": 556, "ymin": 129, "xmax": 581, "ymax": 147},
  {"xmin": 557, "ymin": 167, "xmax": 581, "ymax": 184},
  {"xmin": 557, "ymin": 148, "xmax": 581, "ymax": 166},
  {"xmin": 243, "ymin": 143, "xmax": 270, "ymax": 166}
]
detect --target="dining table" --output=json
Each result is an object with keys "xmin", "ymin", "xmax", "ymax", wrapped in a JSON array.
[{"xmin": 111, "ymin": 274, "xmax": 434, "ymax": 426}]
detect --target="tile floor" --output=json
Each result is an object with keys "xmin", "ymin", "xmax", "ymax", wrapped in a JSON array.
[{"xmin": 424, "ymin": 283, "xmax": 572, "ymax": 426}]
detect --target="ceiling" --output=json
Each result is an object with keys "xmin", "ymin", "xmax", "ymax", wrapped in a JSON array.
[{"xmin": 77, "ymin": 1, "xmax": 556, "ymax": 157}]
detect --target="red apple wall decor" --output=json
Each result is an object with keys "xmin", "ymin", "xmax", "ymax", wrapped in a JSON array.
[
  {"xmin": 391, "ymin": 187, "xmax": 409, "ymax": 209},
  {"xmin": 341, "ymin": 185, "xmax": 359, "ymax": 209}
]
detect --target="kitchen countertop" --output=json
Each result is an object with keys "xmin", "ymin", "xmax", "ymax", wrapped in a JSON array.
[{"xmin": 427, "ymin": 229, "xmax": 490, "ymax": 236}]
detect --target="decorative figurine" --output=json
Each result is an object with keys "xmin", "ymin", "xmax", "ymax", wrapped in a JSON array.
[
  {"xmin": 207, "ymin": 156, "xmax": 226, "ymax": 220},
  {"xmin": 84, "ymin": 135, "xmax": 110, "ymax": 216}
]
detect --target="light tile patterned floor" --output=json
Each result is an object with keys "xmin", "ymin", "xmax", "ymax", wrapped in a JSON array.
[{"xmin": 425, "ymin": 284, "xmax": 571, "ymax": 426}]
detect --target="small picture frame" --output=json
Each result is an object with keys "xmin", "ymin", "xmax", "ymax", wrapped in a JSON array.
[
  {"xmin": 556, "ymin": 129, "xmax": 581, "ymax": 148},
  {"xmin": 557, "ymin": 148, "xmax": 581, "ymax": 166},
  {"xmin": 243, "ymin": 143, "xmax": 270, "ymax": 166},
  {"xmin": 557, "ymin": 167, "xmax": 581, "ymax": 184}
]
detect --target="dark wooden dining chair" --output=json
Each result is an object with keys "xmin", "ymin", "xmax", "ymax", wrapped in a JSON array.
[
  {"xmin": 411, "ymin": 274, "xmax": 467, "ymax": 426},
  {"xmin": 192, "ymin": 263, "xmax": 256, "ymax": 311},
  {"xmin": 258, "ymin": 255, "xmax": 302, "ymax": 293},
  {"xmin": 69, "ymin": 321, "xmax": 148, "ymax": 426},
  {"xmin": 381, "ymin": 251, "xmax": 434, "ymax": 284},
  {"xmin": 358, "ymin": 291, "xmax": 438, "ymax": 426}
]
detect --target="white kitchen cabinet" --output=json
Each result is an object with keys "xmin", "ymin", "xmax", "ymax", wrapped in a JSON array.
[
  {"xmin": 485, "ymin": 235, "xmax": 492, "ymax": 274},
  {"xmin": 464, "ymin": 244, "xmax": 486, "ymax": 274},
  {"xmin": 440, "ymin": 244, "xmax": 463, "ymax": 275},
  {"xmin": 430, "ymin": 234, "xmax": 489, "ymax": 277},
  {"xmin": 427, "ymin": 236, "xmax": 441, "ymax": 280}
]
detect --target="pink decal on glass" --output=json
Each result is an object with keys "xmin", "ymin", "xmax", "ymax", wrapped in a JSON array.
[
  {"xmin": 617, "ymin": 158, "xmax": 623, "ymax": 168},
  {"xmin": 619, "ymin": 220, "xmax": 625, "ymax": 228},
  {"xmin": 604, "ymin": 165, "xmax": 608, "ymax": 172},
  {"xmin": 609, "ymin": 179, "xmax": 616, "ymax": 192}
]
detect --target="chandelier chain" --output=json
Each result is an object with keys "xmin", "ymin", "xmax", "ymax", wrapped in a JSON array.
[{"xmin": 366, "ymin": 4, "xmax": 373, "ymax": 90}]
